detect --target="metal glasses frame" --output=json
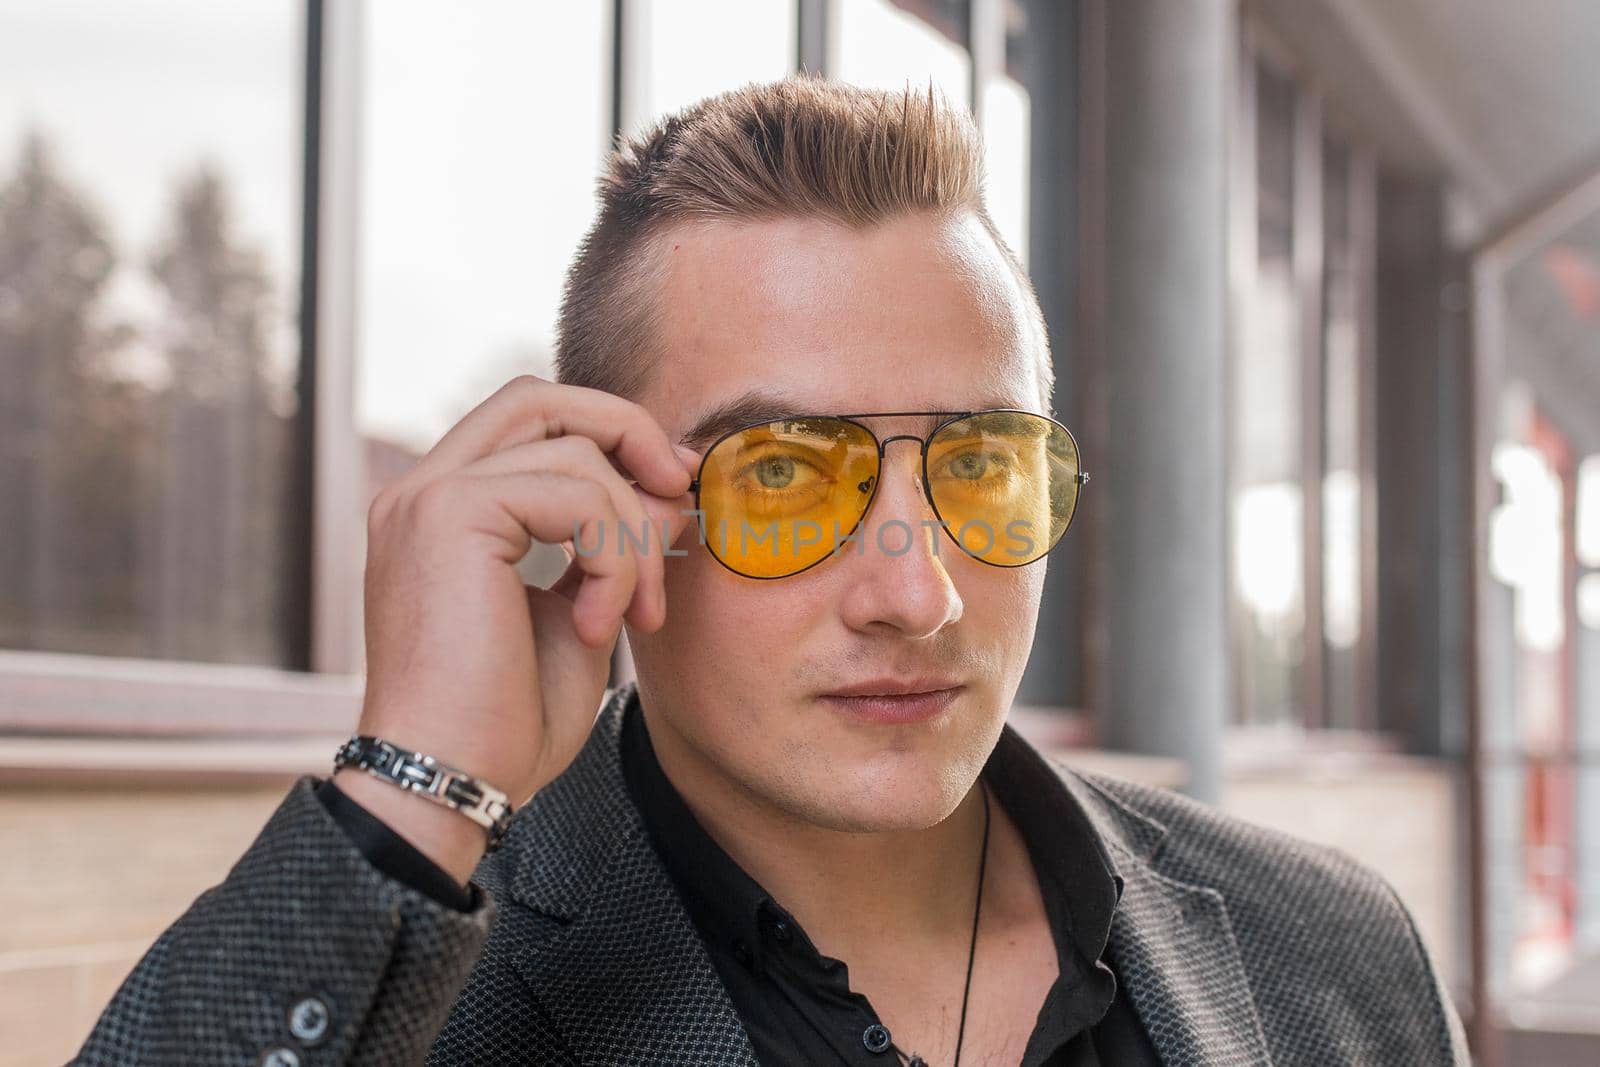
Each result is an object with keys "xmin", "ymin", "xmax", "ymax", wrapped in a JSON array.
[{"xmin": 685, "ymin": 409, "xmax": 1091, "ymax": 580}]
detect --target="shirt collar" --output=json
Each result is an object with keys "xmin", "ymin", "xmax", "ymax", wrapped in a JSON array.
[{"xmin": 617, "ymin": 688, "xmax": 1126, "ymax": 979}]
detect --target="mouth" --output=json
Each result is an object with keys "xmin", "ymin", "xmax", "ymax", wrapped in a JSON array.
[{"xmin": 818, "ymin": 679, "xmax": 966, "ymax": 725}]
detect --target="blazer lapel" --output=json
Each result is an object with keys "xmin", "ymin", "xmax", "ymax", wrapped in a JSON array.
[
  {"xmin": 494, "ymin": 687, "xmax": 1272, "ymax": 1066},
  {"xmin": 501, "ymin": 686, "xmax": 759, "ymax": 1066},
  {"xmin": 1053, "ymin": 760, "xmax": 1275, "ymax": 1067}
]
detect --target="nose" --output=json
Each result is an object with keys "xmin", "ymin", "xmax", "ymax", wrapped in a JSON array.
[{"xmin": 834, "ymin": 440, "xmax": 964, "ymax": 638}]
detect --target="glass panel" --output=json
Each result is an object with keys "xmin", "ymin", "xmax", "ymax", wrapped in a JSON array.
[
  {"xmin": 835, "ymin": 0, "xmax": 972, "ymax": 111},
  {"xmin": 634, "ymin": 0, "xmax": 796, "ymax": 125},
  {"xmin": 1578, "ymin": 454, "xmax": 1600, "ymax": 569},
  {"xmin": 1488, "ymin": 395, "xmax": 1580, "ymax": 989},
  {"xmin": 358, "ymin": 4, "xmax": 611, "ymax": 595},
  {"xmin": 0, "ymin": 1, "xmax": 303, "ymax": 665},
  {"xmin": 358, "ymin": 4, "xmax": 608, "ymax": 452},
  {"xmin": 1231, "ymin": 56, "xmax": 1304, "ymax": 727},
  {"xmin": 1321, "ymin": 138, "xmax": 1363, "ymax": 729},
  {"xmin": 984, "ymin": 0, "xmax": 1030, "ymax": 268},
  {"xmin": 980, "ymin": 69, "xmax": 1029, "ymax": 269},
  {"xmin": 1484, "ymin": 194, "xmax": 1600, "ymax": 1003}
]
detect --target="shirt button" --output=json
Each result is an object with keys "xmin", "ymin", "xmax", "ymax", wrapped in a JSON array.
[
  {"xmin": 862, "ymin": 1023, "xmax": 892, "ymax": 1053},
  {"xmin": 287, "ymin": 994, "xmax": 331, "ymax": 1044},
  {"xmin": 258, "ymin": 1049, "xmax": 301, "ymax": 1067},
  {"xmin": 768, "ymin": 918, "xmax": 793, "ymax": 944},
  {"xmin": 733, "ymin": 939, "xmax": 753, "ymax": 967}
]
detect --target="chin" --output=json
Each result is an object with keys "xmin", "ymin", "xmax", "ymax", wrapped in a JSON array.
[{"xmin": 806, "ymin": 751, "xmax": 977, "ymax": 832}]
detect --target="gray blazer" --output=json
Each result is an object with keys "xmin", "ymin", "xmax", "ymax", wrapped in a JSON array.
[{"xmin": 76, "ymin": 682, "xmax": 1472, "ymax": 1065}]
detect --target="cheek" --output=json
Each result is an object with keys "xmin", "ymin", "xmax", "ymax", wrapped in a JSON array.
[
  {"xmin": 956, "ymin": 561, "xmax": 1046, "ymax": 652},
  {"xmin": 638, "ymin": 547, "xmax": 827, "ymax": 688}
]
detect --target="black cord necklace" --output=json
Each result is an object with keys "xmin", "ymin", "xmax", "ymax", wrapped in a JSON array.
[
  {"xmin": 954, "ymin": 784, "xmax": 992, "ymax": 1067},
  {"xmin": 902, "ymin": 782, "xmax": 991, "ymax": 1067}
]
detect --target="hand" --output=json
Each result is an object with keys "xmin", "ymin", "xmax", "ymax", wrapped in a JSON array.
[{"xmin": 333, "ymin": 374, "xmax": 698, "ymax": 883}]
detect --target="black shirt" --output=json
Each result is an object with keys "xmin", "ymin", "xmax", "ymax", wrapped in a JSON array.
[
  {"xmin": 617, "ymin": 696, "xmax": 1163, "ymax": 1067},
  {"xmin": 315, "ymin": 699, "xmax": 1162, "ymax": 1066}
]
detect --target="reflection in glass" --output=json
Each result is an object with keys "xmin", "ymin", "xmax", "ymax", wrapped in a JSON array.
[
  {"xmin": 1321, "ymin": 137, "xmax": 1364, "ymax": 729},
  {"xmin": 1232, "ymin": 56, "xmax": 1304, "ymax": 727},
  {"xmin": 0, "ymin": 1, "xmax": 301, "ymax": 666}
]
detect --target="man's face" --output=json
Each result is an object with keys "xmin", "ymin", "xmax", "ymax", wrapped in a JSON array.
[{"xmin": 627, "ymin": 209, "xmax": 1047, "ymax": 833}]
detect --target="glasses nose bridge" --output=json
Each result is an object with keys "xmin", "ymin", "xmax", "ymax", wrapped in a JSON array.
[
  {"xmin": 867, "ymin": 431, "xmax": 935, "ymax": 510},
  {"xmin": 874, "ymin": 431, "xmax": 929, "ymax": 459}
]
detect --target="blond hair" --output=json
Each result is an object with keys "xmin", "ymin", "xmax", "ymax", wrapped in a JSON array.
[{"xmin": 554, "ymin": 73, "xmax": 1052, "ymax": 406}]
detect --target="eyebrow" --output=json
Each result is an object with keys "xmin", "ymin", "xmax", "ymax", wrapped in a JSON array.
[{"xmin": 677, "ymin": 389, "xmax": 1040, "ymax": 450}]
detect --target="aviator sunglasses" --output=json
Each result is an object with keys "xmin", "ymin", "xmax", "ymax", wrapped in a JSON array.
[{"xmin": 684, "ymin": 409, "xmax": 1090, "ymax": 579}]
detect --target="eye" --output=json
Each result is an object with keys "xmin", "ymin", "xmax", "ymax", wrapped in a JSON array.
[
  {"xmin": 948, "ymin": 451, "xmax": 989, "ymax": 480},
  {"xmin": 732, "ymin": 447, "xmax": 828, "ymax": 494},
  {"xmin": 754, "ymin": 454, "xmax": 798, "ymax": 488}
]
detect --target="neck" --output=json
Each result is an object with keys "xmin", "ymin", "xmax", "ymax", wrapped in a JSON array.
[{"xmin": 642, "ymin": 701, "xmax": 992, "ymax": 955}]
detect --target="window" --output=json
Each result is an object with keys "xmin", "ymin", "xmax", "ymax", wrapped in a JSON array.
[
  {"xmin": 0, "ymin": 1, "xmax": 305, "ymax": 669},
  {"xmin": 1231, "ymin": 51, "xmax": 1305, "ymax": 728},
  {"xmin": 358, "ymin": 2, "xmax": 610, "ymax": 456},
  {"xmin": 835, "ymin": 0, "xmax": 972, "ymax": 110},
  {"xmin": 1480, "ymin": 196, "xmax": 1600, "ymax": 994},
  {"xmin": 1, "ymin": 0, "xmax": 1053, "ymax": 729},
  {"xmin": 982, "ymin": 0, "xmax": 1031, "ymax": 268},
  {"xmin": 1227, "ymin": 29, "xmax": 1378, "ymax": 731},
  {"xmin": 356, "ymin": 3, "xmax": 612, "ymax": 602},
  {"xmin": 1319, "ymin": 136, "xmax": 1374, "ymax": 731},
  {"xmin": 628, "ymin": 0, "xmax": 796, "ymax": 127}
]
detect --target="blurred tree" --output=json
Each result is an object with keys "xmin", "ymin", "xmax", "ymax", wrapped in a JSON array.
[
  {"xmin": 145, "ymin": 164, "xmax": 292, "ymax": 665},
  {"xmin": 0, "ymin": 130, "xmax": 133, "ymax": 652}
]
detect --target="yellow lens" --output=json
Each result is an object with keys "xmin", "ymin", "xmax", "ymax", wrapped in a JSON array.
[
  {"xmin": 926, "ymin": 412, "xmax": 1080, "ymax": 566},
  {"xmin": 698, "ymin": 417, "xmax": 880, "ymax": 578}
]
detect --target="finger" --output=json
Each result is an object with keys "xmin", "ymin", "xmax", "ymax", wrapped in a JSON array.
[
  {"xmin": 470, "ymin": 470, "xmax": 637, "ymax": 647},
  {"xmin": 637, "ymin": 484, "xmax": 700, "ymax": 555},
  {"xmin": 464, "ymin": 436, "xmax": 666, "ymax": 630},
  {"xmin": 673, "ymin": 444, "xmax": 704, "ymax": 483},
  {"xmin": 543, "ymin": 554, "xmax": 585, "ymax": 602},
  {"xmin": 415, "ymin": 375, "xmax": 691, "ymax": 500}
]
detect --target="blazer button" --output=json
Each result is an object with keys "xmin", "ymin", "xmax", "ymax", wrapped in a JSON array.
[
  {"xmin": 288, "ymin": 994, "xmax": 331, "ymax": 1044},
  {"xmin": 862, "ymin": 1023, "xmax": 892, "ymax": 1053},
  {"xmin": 258, "ymin": 1049, "xmax": 301, "ymax": 1067}
]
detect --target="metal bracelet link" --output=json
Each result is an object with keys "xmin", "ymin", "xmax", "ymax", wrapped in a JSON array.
[{"xmin": 333, "ymin": 736, "xmax": 514, "ymax": 851}]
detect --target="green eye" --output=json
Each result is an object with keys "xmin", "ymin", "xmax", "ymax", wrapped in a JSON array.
[
  {"xmin": 755, "ymin": 455, "xmax": 796, "ymax": 488},
  {"xmin": 950, "ymin": 452, "xmax": 989, "ymax": 480}
]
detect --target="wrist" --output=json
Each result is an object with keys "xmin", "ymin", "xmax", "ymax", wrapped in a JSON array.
[{"xmin": 330, "ymin": 767, "xmax": 489, "ymax": 886}]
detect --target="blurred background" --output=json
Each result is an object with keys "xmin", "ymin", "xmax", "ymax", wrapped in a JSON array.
[{"xmin": 0, "ymin": 1, "xmax": 1597, "ymax": 1063}]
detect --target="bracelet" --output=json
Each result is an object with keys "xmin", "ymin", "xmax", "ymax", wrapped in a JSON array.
[{"xmin": 332, "ymin": 736, "xmax": 515, "ymax": 851}]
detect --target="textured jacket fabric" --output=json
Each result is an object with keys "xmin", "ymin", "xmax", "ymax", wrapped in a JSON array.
[{"xmin": 76, "ymin": 682, "xmax": 1472, "ymax": 1065}]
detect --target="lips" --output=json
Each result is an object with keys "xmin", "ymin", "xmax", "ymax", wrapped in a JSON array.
[
  {"xmin": 822, "ymin": 677, "xmax": 965, "ymax": 698},
  {"xmin": 819, "ymin": 682, "xmax": 965, "ymax": 725}
]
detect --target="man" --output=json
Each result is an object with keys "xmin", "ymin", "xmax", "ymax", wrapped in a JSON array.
[{"xmin": 77, "ymin": 75, "xmax": 1469, "ymax": 1066}]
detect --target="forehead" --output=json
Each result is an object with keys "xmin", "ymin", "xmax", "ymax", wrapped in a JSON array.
[{"xmin": 638, "ymin": 211, "xmax": 1041, "ymax": 440}]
